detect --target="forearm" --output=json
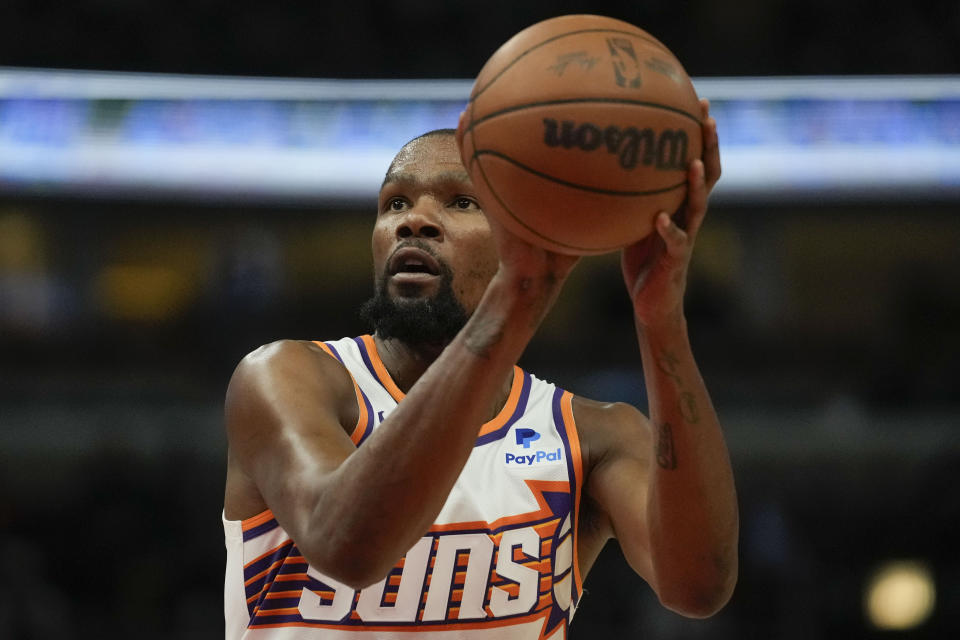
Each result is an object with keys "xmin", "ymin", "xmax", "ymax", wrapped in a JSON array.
[
  {"xmin": 637, "ymin": 316, "xmax": 738, "ymax": 615},
  {"xmin": 312, "ymin": 270, "xmax": 564, "ymax": 584}
]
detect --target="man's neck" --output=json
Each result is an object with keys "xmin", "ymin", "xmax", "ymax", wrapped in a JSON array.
[
  {"xmin": 373, "ymin": 334, "xmax": 514, "ymax": 423},
  {"xmin": 374, "ymin": 335, "xmax": 445, "ymax": 394}
]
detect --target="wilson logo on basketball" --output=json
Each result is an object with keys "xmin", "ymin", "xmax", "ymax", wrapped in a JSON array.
[{"xmin": 542, "ymin": 118, "xmax": 689, "ymax": 171}]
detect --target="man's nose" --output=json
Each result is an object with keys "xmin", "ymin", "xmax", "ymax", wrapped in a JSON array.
[{"xmin": 396, "ymin": 201, "xmax": 443, "ymax": 240}]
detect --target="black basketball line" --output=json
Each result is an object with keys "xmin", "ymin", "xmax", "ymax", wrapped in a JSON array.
[
  {"xmin": 471, "ymin": 27, "xmax": 672, "ymax": 101},
  {"xmin": 473, "ymin": 149, "xmax": 688, "ymax": 197},
  {"xmin": 461, "ymin": 97, "xmax": 701, "ymax": 138},
  {"xmin": 472, "ymin": 150, "xmax": 611, "ymax": 253},
  {"xmin": 464, "ymin": 128, "xmax": 479, "ymax": 172},
  {"xmin": 468, "ymin": 80, "xmax": 479, "ymax": 172}
]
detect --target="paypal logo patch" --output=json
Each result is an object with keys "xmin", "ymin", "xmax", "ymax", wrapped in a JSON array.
[
  {"xmin": 515, "ymin": 428, "xmax": 541, "ymax": 448},
  {"xmin": 505, "ymin": 449, "xmax": 563, "ymax": 466}
]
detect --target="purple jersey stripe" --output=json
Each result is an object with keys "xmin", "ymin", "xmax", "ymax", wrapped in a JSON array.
[
  {"xmin": 254, "ymin": 602, "xmax": 558, "ymax": 629},
  {"xmin": 251, "ymin": 613, "xmax": 304, "ymax": 625},
  {"xmin": 277, "ymin": 558, "xmax": 308, "ymax": 574},
  {"xmin": 474, "ymin": 370, "xmax": 532, "ymax": 447},
  {"xmin": 552, "ymin": 386, "xmax": 581, "ymax": 607},
  {"xmin": 243, "ymin": 540, "xmax": 294, "ymax": 583},
  {"xmin": 243, "ymin": 517, "xmax": 280, "ymax": 542},
  {"xmin": 553, "ymin": 565, "xmax": 573, "ymax": 584},
  {"xmin": 324, "ymin": 341, "xmax": 346, "ymax": 364},
  {"xmin": 247, "ymin": 548, "xmax": 295, "ymax": 617},
  {"xmin": 355, "ymin": 386, "xmax": 375, "ymax": 446},
  {"xmin": 329, "ymin": 339, "xmax": 375, "ymax": 446},
  {"xmin": 353, "ymin": 336, "xmax": 381, "ymax": 383},
  {"xmin": 429, "ymin": 514, "xmax": 563, "ymax": 538},
  {"xmin": 245, "ymin": 578, "xmax": 267, "ymax": 606},
  {"xmin": 257, "ymin": 596, "xmax": 302, "ymax": 610}
]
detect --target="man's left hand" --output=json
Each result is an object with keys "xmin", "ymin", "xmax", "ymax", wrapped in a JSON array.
[{"xmin": 621, "ymin": 98, "xmax": 721, "ymax": 330}]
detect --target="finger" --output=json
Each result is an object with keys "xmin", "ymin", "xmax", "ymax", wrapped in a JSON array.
[
  {"xmin": 683, "ymin": 159, "xmax": 709, "ymax": 239},
  {"xmin": 621, "ymin": 232, "xmax": 657, "ymax": 278},
  {"xmin": 701, "ymin": 116, "xmax": 722, "ymax": 191},
  {"xmin": 655, "ymin": 211, "xmax": 688, "ymax": 254},
  {"xmin": 699, "ymin": 97, "xmax": 711, "ymax": 121}
]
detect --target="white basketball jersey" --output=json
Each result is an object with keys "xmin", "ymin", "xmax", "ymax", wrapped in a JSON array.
[{"xmin": 224, "ymin": 335, "xmax": 584, "ymax": 639}]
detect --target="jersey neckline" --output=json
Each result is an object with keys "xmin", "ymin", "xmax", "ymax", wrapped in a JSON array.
[{"xmin": 357, "ymin": 334, "xmax": 525, "ymax": 437}]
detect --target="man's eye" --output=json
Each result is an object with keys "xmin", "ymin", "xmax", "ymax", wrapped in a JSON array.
[
  {"xmin": 388, "ymin": 198, "xmax": 407, "ymax": 211},
  {"xmin": 454, "ymin": 197, "xmax": 477, "ymax": 210}
]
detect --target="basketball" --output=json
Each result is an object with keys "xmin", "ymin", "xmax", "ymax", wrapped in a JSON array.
[{"xmin": 457, "ymin": 14, "xmax": 702, "ymax": 255}]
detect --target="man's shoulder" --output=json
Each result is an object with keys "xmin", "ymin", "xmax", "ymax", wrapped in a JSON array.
[
  {"xmin": 245, "ymin": 337, "xmax": 329, "ymax": 360},
  {"xmin": 516, "ymin": 371, "xmax": 648, "ymax": 431},
  {"xmin": 228, "ymin": 338, "xmax": 357, "ymax": 406},
  {"xmin": 571, "ymin": 394, "xmax": 647, "ymax": 426},
  {"xmin": 240, "ymin": 336, "xmax": 366, "ymax": 368},
  {"xmin": 567, "ymin": 393, "xmax": 651, "ymax": 474}
]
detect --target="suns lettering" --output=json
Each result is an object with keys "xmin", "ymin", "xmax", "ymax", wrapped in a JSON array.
[
  {"xmin": 356, "ymin": 536, "xmax": 433, "ymax": 621},
  {"xmin": 489, "ymin": 527, "xmax": 540, "ymax": 616},
  {"xmin": 296, "ymin": 523, "xmax": 571, "ymax": 625},
  {"xmin": 297, "ymin": 569, "xmax": 353, "ymax": 622},
  {"xmin": 423, "ymin": 533, "xmax": 494, "ymax": 620}
]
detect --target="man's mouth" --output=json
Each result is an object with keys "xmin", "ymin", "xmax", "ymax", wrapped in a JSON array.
[{"xmin": 387, "ymin": 246, "xmax": 442, "ymax": 280}]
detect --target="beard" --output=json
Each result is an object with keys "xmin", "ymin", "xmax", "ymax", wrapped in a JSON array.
[{"xmin": 359, "ymin": 259, "xmax": 469, "ymax": 348}]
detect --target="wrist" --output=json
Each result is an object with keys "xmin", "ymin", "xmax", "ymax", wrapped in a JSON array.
[
  {"xmin": 490, "ymin": 264, "xmax": 568, "ymax": 306},
  {"xmin": 635, "ymin": 307, "xmax": 688, "ymax": 342}
]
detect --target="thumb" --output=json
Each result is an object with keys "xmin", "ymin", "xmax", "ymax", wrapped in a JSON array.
[{"xmin": 655, "ymin": 212, "xmax": 687, "ymax": 253}]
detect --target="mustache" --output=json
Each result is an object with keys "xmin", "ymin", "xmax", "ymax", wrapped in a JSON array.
[{"xmin": 381, "ymin": 240, "xmax": 450, "ymax": 281}]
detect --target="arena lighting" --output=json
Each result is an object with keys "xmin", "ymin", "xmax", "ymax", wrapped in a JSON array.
[
  {"xmin": 0, "ymin": 67, "xmax": 958, "ymax": 204},
  {"xmin": 864, "ymin": 560, "xmax": 936, "ymax": 631}
]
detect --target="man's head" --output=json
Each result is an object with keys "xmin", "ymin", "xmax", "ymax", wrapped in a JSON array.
[{"xmin": 359, "ymin": 130, "xmax": 499, "ymax": 347}]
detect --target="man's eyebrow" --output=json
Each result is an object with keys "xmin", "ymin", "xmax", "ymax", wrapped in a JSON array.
[{"xmin": 381, "ymin": 170, "xmax": 472, "ymax": 190}]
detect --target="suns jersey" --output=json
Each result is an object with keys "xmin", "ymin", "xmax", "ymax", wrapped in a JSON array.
[{"xmin": 224, "ymin": 334, "xmax": 584, "ymax": 639}]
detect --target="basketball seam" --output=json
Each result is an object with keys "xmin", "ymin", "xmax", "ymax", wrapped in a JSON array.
[
  {"xmin": 470, "ymin": 28, "xmax": 672, "ymax": 101},
  {"xmin": 473, "ymin": 149, "xmax": 688, "ymax": 197},
  {"xmin": 471, "ymin": 154, "xmax": 613, "ymax": 253},
  {"xmin": 461, "ymin": 98, "xmax": 701, "ymax": 137}
]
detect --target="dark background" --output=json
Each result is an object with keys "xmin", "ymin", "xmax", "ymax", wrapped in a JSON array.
[
  {"xmin": 1, "ymin": 0, "xmax": 959, "ymax": 78},
  {"xmin": 1, "ymin": 1, "xmax": 958, "ymax": 638}
]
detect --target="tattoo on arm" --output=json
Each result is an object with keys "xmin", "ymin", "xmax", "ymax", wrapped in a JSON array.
[
  {"xmin": 656, "ymin": 422, "xmax": 678, "ymax": 470},
  {"xmin": 680, "ymin": 391, "xmax": 700, "ymax": 424},
  {"xmin": 656, "ymin": 349, "xmax": 701, "ymax": 425},
  {"xmin": 656, "ymin": 349, "xmax": 682, "ymax": 385}
]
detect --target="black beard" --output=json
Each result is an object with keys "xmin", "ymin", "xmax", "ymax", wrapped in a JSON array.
[{"xmin": 359, "ymin": 264, "xmax": 468, "ymax": 348}]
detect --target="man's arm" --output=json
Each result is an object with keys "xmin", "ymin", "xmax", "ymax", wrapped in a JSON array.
[
  {"xmin": 582, "ymin": 102, "xmax": 739, "ymax": 617},
  {"xmin": 225, "ymin": 249, "xmax": 577, "ymax": 590}
]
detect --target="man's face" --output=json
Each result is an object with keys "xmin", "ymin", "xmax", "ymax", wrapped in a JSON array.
[{"xmin": 362, "ymin": 134, "xmax": 499, "ymax": 344}]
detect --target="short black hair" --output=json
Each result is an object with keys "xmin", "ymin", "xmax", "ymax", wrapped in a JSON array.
[
  {"xmin": 404, "ymin": 128, "xmax": 456, "ymax": 146},
  {"xmin": 385, "ymin": 128, "xmax": 458, "ymax": 177}
]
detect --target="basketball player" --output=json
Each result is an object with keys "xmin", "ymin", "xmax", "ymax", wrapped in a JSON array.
[{"xmin": 223, "ymin": 99, "xmax": 737, "ymax": 638}]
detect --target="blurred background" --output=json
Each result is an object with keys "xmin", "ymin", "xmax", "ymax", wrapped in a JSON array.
[{"xmin": 0, "ymin": 1, "xmax": 958, "ymax": 638}]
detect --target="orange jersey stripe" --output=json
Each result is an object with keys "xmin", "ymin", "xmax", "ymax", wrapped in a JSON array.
[
  {"xmin": 313, "ymin": 340, "xmax": 370, "ymax": 443},
  {"xmin": 241, "ymin": 508, "xmax": 275, "ymax": 532},
  {"xmin": 274, "ymin": 572, "xmax": 309, "ymax": 582},
  {"xmin": 359, "ymin": 335, "xmax": 405, "ymax": 402},
  {"xmin": 427, "ymin": 479, "xmax": 568, "ymax": 534},
  {"xmin": 477, "ymin": 366, "xmax": 524, "ymax": 437},
  {"xmin": 359, "ymin": 334, "xmax": 526, "ymax": 438},
  {"xmin": 560, "ymin": 389, "xmax": 584, "ymax": 597},
  {"xmin": 250, "ymin": 609, "xmax": 551, "ymax": 633},
  {"xmin": 245, "ymin": 559, "xmax": 285, "ymax": 587},
  {"xmin": 242, "ymin": 538, "xmax": 292, "ymax": 570}
]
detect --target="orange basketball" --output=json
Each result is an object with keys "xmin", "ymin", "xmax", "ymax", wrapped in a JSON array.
[{"xmin": 457, "ymin": 14, "xmax": 702, "ymax": 255}]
